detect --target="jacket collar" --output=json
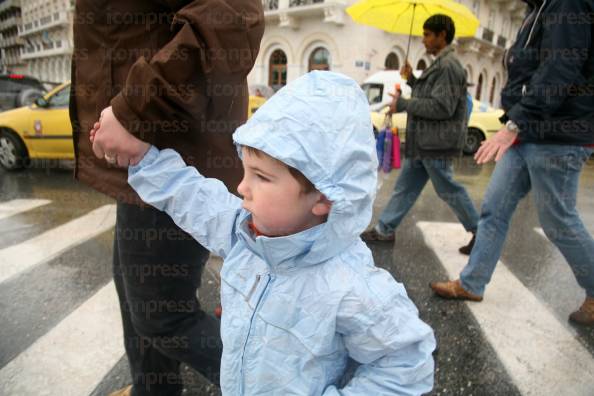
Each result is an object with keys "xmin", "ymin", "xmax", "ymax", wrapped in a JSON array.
[
  {"xmin": 236, "ymin": 210, "xmax": 326, "ymax": 272},
  {"xmin": 418, "ymin": 46, "xmax": 455, "ymax": 80}
]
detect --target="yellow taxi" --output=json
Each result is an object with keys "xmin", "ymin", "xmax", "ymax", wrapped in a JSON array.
[
  {"xmin": 0, "ymin": 82, "xmax": 72, "ymax": 170},
  {"xmin": 371, "ymin": 100, "xmax": 505, "ymax": 155},
  {"xmin": 0, "ymin": 82, "xmax": 267, "ymax": 170}
]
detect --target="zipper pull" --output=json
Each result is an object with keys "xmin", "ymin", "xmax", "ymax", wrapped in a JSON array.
[{"xmin": 246, "ymin": 274, "xmax": 261, "ymax": 302}]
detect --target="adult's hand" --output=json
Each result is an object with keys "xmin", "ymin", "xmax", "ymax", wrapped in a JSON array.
[
  {"xmin": 474, "ymin": 126, "xmax": 517, "ymax": 164},
  {"xmin": 400, "ymin": 61, "xmax": 413, "ymax": 80},
  {"xmin": 91, "ymin": 106, "xmax": 150, "ymax": 167},
  {"xmin": 388, "ymin": 90, "xmax": 401, "ymax": 114}
]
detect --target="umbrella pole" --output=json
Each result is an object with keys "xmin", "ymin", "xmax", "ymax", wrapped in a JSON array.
[{"xmin": 404, "ymin": 3, "xmax": 417, "ymax": 65}]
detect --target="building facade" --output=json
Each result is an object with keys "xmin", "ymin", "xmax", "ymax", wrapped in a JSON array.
[
  {"xmin": 0, "ymin": 0, "xmax": 25, "ymax": 74},
  {"xmin": 249, "ymin": 0, "xmax": 528, "ymax": 108},
  {"xmin": 18, "ymin": 0, "xmax": 73, "ymax": 84}
]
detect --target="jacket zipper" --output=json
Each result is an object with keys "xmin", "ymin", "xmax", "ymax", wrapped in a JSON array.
[
  {"xmin": 239, "ymin": 274, "xmax": 272, "ymax": 395},
  {"xmin": 524, "ymin": 0, "xmax": 547, "ymax": 49}
]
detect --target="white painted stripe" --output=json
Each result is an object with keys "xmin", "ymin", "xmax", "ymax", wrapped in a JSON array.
[
  {"xmin": 0, "ymin": 199, "xmax": 51, "ymax": 221},
  {"xmin": 0, "ymin": 205, "xmax": 116, "ymax": 284},
  {"xmin": 534, "ymin": 227, "xmax": 546, "ymax": 238},
  {"xmin": 0, "ymin": 281, "xmax": 124, "ymax": 396},
  {"xmin": 418, "ymin": 221, "xmax": 594, "ymax": 396}
]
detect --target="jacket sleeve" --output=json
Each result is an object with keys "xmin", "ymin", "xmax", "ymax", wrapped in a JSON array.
[
  {"xmin": 506, "ymin": 0, "xmax": 592, "ymax": 131},
  {"xmin": 398, "ymin": 67, "xmax": 462, "ymax": 120},
  {"xmin": 128, "ymin": 146, "xmax": 243, "ymax": 258},
  {"xmin": 323, "ymin": 268, "xmax": 436, "ymax": 396},
  {"xmin": 110, "ymin": 0, "xmax": 265, "ymax": 136}
]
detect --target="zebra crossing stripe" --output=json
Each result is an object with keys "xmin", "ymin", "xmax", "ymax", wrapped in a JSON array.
[
  {"xmin": 0, "ymin": 281, "xmax": 123, "ymax": 396},
  {"xmin": 0, "ymin": 204, "xmax": 116, "ymax": 284},
  {"xmin": 417, "ymin": 221, "xmax": 594, "ymax": 396},
  {"xmin": 0, "ymin": 199, "xmax": 51, "ymax": 221}
]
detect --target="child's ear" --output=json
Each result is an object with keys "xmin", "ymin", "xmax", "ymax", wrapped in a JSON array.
[{"xmin": 312, "ymin": 194, "xmax": 332, "ymax": 216}]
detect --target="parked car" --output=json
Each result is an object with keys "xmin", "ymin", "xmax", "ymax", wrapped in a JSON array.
[
  {"xmin": 0, "ymin": 82, "xmax": 268, "ymax": 170},
  {"xmin": 0, "ymin": 74, "xmax": 46, "ymax": 112},
  {"xmin": 0, "ymin": 82, "xmax": 71, "ymax": 170}
]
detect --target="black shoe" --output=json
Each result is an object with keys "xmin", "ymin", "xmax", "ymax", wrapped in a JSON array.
[
  {"xmin": 361, "ymin": 227, "xmax": 395, "ymax": 242},
  {"xmin": 459, "ymin": 233, "xmax": 476, "ymax": 255}
]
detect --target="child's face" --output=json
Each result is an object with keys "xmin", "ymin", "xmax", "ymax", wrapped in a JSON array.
[{"xmin": 237, "ymin": 147, "xmax": 330, "ymax": 237}]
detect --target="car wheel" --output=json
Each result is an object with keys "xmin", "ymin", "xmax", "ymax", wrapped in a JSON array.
[
  {"xmin": 463, "ymin": 128, "xmax": 484, "ymax": 155},
  {"xmin": 0, "ymin": 130, "xmax": 28, "ymax": 170},
  {"xmin": 16, "ymin": 88, "xmax": 44, "ymax": 107}
]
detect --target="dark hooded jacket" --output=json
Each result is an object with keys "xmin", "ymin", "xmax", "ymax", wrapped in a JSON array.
[
  {"xmin": 69, "ymin": 0, "xmax": 265, "ymax": 204},
  {"xmin": 501, "ymin": 0, "xmax": 594, "ymax": 144}
]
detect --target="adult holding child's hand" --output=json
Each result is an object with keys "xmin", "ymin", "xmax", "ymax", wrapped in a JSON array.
[
  {"xmin": 90, "ymin": 106, "xmax": 150, "ymax": 168},
  {"xmin": 69, "ymin": 1, "xmax": 265, "ymax": 395}
]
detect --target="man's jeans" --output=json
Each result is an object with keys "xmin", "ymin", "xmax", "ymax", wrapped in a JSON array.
[
  {"xmin": 461, "ymin": 144, "xmax": 594, "ymax": 298},
  {"xmin": 113, "ymin": 202, "xmax": 222, "ymax": 396},
  {"xmin": 378, "ymin": 158, "xmax": 479, "ymax": 234}
]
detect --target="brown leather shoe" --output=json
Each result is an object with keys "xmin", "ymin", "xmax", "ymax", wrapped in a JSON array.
[
  {"xmin": 430, "ymin": 279, "xmax": 483, "ymax": 302},
  {"xmin": 569, "ymin": 297, "xmax": 594, "ymax": 326},
  {"xmin": 108, "ymin": 385, "xmax": 132, "ymax": 396}
]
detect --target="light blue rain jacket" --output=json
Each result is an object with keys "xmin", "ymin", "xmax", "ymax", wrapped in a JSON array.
[{"xmin": 128, "ymin": 71, "xmax": 435, "ymax": 395}]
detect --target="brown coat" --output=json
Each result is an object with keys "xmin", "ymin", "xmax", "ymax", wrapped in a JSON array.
[{"xmin": 70, "ymin": 0, "xmax": 265, "ymax": 204}]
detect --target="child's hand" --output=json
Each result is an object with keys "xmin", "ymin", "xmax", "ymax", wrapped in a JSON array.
[
  {"xmin": 90, "ymin": 106, "xmax": 150, "ymax": 167},
  {"xmin": 89, "ymin": 121, "xmax": 100, "ymax": 144}
]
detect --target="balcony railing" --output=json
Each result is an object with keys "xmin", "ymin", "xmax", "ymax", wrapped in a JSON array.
[
  {"xmin": 263, "ymin": 0, "xmax": 278, "ymax": 11},
  {"xmin": 482, "ymin": 28, "xmax": 494, "ymax": 43},
  {"xmin": 20, "ymin": 42, "xmax": 71, "ymax": 59},
  {"xmin": 497, "ymin": 35, "xmax": 507, "ymax": 48},
  {"xmin": 0, "ymin": 0, "xmax": 20, "ymax": 16},
  {"xmin": 0, "ymin": 15, "xmax": 21, "ymax": 32},
  {"xmin": 18, "ymin": 11, "xmax": 69, "ymax": 37},
  {"xmin": 0, "ymin": 34, "xmax": 23, "ymax": 47},
  {"xmin": 289, "ymin": 0, "xmax": 324, "ymax": 6}
]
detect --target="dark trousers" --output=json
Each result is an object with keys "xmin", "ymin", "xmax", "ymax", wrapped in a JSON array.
[{"xmin": 113, "ymin": 202, "xmax": 222, "ymax": 396}]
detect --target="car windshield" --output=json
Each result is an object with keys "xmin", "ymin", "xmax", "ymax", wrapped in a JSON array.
[
  {"xmin": 361, "ymin": 83, "xmax": 383, "ymax": 105},
  {"xmin": 48, "ymin": 85, "xmax": 70, "ymax": 107}
]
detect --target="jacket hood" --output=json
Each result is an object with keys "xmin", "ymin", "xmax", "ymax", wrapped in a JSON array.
[{"xmin": 233, "ymin": 71, "xmax": 377, "ymax": 267}]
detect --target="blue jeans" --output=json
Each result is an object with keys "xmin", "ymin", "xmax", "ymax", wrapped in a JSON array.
[
  {"xmin": 461, "ymin": 144, "xmax": 594, "ymax": 298},
  {"xmin": 378, "ymin": 158, "xmax": 479, "ymax": 234}
]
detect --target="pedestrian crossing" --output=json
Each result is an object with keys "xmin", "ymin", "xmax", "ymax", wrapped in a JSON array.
[
  {"xmin": 0, "ymin": 199, "xmax": 51, "ymax": 221},
  {"xmin": 1, "ymin": 199, "xmax": 593, "ymax": 395},
  {"xmin": 0, "ymin": 282, "xmax": 123, "ymax": 396},
  {"xmin": 418, "ymin": 221, "xmax": 594, "ymax": 396},
  {"xmin": 0, "ymin": 205, "xmax": 117, "ymax": 284}
]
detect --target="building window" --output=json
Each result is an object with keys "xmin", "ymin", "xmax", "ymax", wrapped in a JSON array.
[
  {"xmin": 416, "ymin": 59, "xmax": 427, "ymax": 71},
  {"xmin": 384, "ymin": 52, "xmax": 400, "ymax": 70},
  {"xmin": 269, "ymin": 49, "xmax": 287, "ymax": 91},
  {"xmin": 308, "ymin": 47, "xmax": 330, "ymax": 71},
  {"xmin": 476, "ymin": 73, "xmax": 484, "ymax": 101},
  {"xmin": 489, "ymin": 77, "xmax": 497, "ymax": 105}
]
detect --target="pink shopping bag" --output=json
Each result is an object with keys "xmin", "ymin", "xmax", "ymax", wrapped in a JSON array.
[{"xmin": 391, "ymin": 127, "xmax": 401, "ymax": 169}]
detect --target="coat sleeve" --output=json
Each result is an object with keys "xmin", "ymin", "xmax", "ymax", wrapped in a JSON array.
[
  {"xmin": 110, "ymin": 0, "xmax": 265, "ymax": 136},
  {"xmin": 506, "ymin": 0, "xmax": 592, "ymax": 134},
  {"xmin": 398, "ymin": 66, "xmax": 463, "ymax": 120},
  {"xmin": 128, "ymin": 146, "xmax": 243, "ymax": 258},
  {"xmin": 323, "ymin": 268, "xmax": 436, "ymax": 396}
]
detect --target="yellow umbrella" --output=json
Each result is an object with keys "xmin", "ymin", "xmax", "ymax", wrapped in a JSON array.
[{"xmin": 347, "ymin": 0, "xmax": 480, "ymax": 61}]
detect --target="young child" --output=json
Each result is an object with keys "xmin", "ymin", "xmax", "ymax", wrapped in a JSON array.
[{"xmin": 91, "ymin": 71, "xmax": 436, "ymax": 395}]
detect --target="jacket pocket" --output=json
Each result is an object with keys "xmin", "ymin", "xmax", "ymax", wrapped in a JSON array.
[
  {"xmin": 416, "ymin": 119, "xmax": 465, "ymax": 151},
  {"xmin": 257, "ymin": 288, "xmax": 342, "ymax": 358}
]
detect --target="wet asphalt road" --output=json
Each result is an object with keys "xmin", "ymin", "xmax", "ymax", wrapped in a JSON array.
[{"xmin": 1, "ymin": 156, "xmax": 593, "ymax": 395}]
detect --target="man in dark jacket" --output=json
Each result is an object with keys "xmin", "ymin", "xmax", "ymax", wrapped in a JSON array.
[
  {"xmin": 431, "ymin": 0, "xmax": 594, "ymax": 326},
  {"xmin": 69, "ymin": 1, "xmax": 264, "ymax": 395},
  {"xmin": 363, "ymin": 14, "xmax": 479, "ymax": 254}
]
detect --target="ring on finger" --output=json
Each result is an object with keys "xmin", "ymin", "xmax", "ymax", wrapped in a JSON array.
[{"xmin": 104, "ymin": 153, "xmax": 117, "ymax": 164}]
